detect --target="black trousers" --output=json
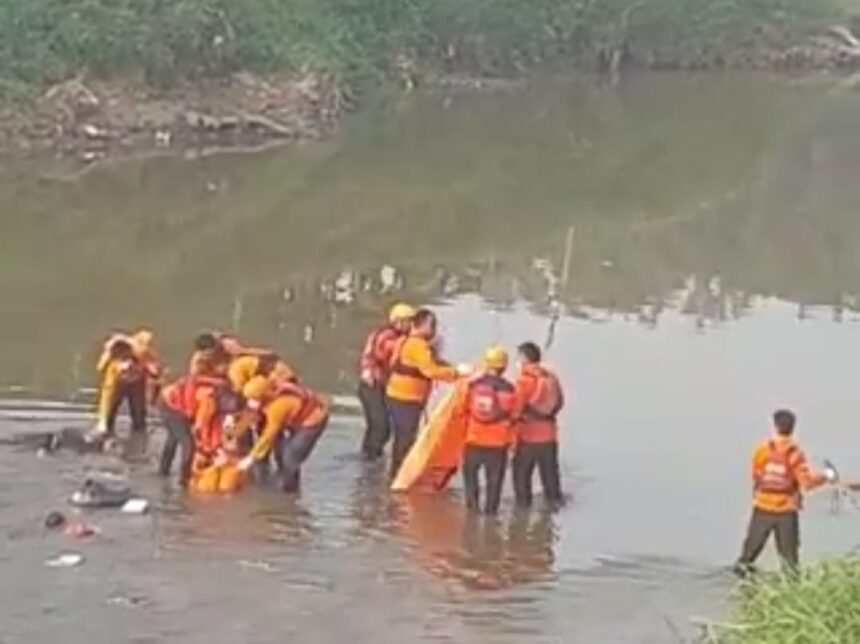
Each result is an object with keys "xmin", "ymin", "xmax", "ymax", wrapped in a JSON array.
[
  {"xmin": 512, "ymin": 441, "xmax": 563, "ymax": 508},
  {"xmin": 158, "ymin": 403, "xmax": 194, "ymax": 486},
  {"xmin": 463, "ymin": 445, "xmax": 508, "ymax": 515},
  {"xmin": 358, "ymin": 382, "xmax": 391, "ymax": 460},
  {"xmin": 387, "ymin": 399, "xmax": 424, "ymax": 479},
  {"xmin": 107, "ymin": 378, "xmax": 147, "ymax": 434},
  {"xmin": 278, "ymin": 418, "xmax": 327, "ymax": 493},
  {"xmin": 737, "ymin": 508, "xmax": 800, "ymax": 570}
]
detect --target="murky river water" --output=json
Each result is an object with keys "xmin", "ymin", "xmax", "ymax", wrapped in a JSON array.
[{"xmin": 2, "ymin": 73, "xmax": 860, "ymax": 643}]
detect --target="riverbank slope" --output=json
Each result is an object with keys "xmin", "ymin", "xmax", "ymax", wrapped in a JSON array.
[{"xmin": 1, "ymin": 0, "xmax": 859, "ymax": 156}]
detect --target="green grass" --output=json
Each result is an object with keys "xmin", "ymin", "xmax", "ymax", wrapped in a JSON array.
[
  {"xmin": 0, "ymin": 0, "xmax": 843, "ymax": 91},
  {"xmin": 716, "ymin": 556, "xmax": 860, "ymax": 644}
]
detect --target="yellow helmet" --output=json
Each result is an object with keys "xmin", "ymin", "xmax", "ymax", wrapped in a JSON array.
[
  {"xmin": 388, "ymin": 302, "xmax": 416, "ymax": 323},
  {"xmin": 242, "ymin": 375, "xmax": 270, "ymax": 402},
  {"xmin": 483, "ymin": 345, "xmax": 508, "ymax": 370}
]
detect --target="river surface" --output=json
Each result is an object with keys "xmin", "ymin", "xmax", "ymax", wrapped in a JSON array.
[{"xmin": 2, "ymin": 73, "xmax": 860, "ymax": 643}]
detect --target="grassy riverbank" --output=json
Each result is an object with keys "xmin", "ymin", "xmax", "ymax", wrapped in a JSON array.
[
  {"xmin": 0, "ymin": 0, "xmax": 846, "ymax": 96},
  {"xmin": 716, "ymin": 556, "xmax": 860, "ymax": 644}
]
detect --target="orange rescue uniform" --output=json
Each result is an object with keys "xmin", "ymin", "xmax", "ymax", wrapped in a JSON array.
[
  {"xmin": 228, "ymin": 355, "xmax": 296, "ymax": 393},
  {"xmin": 247, "ymin": 384, "xmax": 329, "ymax": 463},
  {"xmin": 464, "ymin": 373, "xmax": 523, "ymax": 448},
  {"xmin": 514, "ymin": 364, "xmax": 564, "ymax": 444},
  {"xmin": 386, "ymin": 335, "xmax": 457, "ymax": 403},
  {"xmin": 751, "ymin": 436, "xmax": 826, "ymax": 513}
]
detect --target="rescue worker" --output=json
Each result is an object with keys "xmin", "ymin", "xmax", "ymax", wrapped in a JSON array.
[
  {"xmin": 385, "ymin": 308, "xmax": 466, "ymax": 479},
  {"xmin": 358, "ymin": 303, "xmax": 415, "ymax": 461},
  {"xmin": 512, "ymin": 342, "xmax": 565, "ymax": 509},
  {"xmin": 462, "ymin": 346, "xmax": 522, "ymax": 515},
  {"xmin": 96, "ymin": 329, "xmax": 163, "ymax": 407},
  {"xmin": 734, "ymin": 409, "xmax": 837, "ymax": 575},
  {"xmin": 93, "ymin": 338, "xmax": 148, "ymax": 437},
  {"xmin": 228, "ymin": 352, "xmax": 294, "ymax": 393},
  {"xmin": 158, "ymin": 348, "xmax": 232, "ymax": 485},
  {"xmin": 238, "ymin": 376, "xmax": 329, "ymax": 493}
]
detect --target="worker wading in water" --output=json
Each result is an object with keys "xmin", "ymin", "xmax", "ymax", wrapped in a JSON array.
[
  {"xmin": 512, "ymin": 342, "xmax": 565, "ymax": 509},
  {"xmin": 462, "ymin": 346, "xmax": 522, "ymax": 516},
  {"xmin": 385, "ymin": 309, "xmax": 467, "ymax": 479},
  {"xmin": 158, "ymin": 348, "xmax": 233, "ymax": 486},
  {"xmin": 92, "ymin": 330, "xmax": 162, "ymax": 439},
  {"xmin": 734, "ymin": 409, "xmax": 837, "ymax": 575},
  {"xmin": 239, "ymin": 376, "xmax": 330, "ymax": 493},
  {"xmin": 357, "ymin": 303, "xmax": 415, "ymax": 461}
]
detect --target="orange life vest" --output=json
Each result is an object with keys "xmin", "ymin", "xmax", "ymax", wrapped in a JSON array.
[
  {"xmin": 755, "ymin": 441, "xmax": 798, "ymax": 495},
  {"xmin": 522, "ymin": 367, "xmax": 564, "ymax": 421},
  {"xmin": 467, "ymin": 375, "xmax": 515, "ymax": 424},
  {"xmin": 161, "ymin": 375, "xmax": 233, "ymax": 419},
  {"xmin": 465, "ymin": 374, "xmax": 518, "ymax": 447},
  {"xmin": 271, "ymin": 380, "xmax": 324, "ymax": 428}
]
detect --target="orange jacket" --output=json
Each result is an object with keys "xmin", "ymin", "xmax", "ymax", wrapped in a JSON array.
[
  {"xmin": 247, "ymin": 383, "xmax": 329, "ymax": 462},
  {"xmin": 464, "ymin": 373, "xmax": 523, "ymax": 448},
  {"xmin": 228, "ymin": 355, "xmax": 296, "ymax": 393},
  {"xmin": 161, "ymin": 377, "xmax": 230, "ymax": 455},
  {"xmin": 751, "ymin": 436, "xmax": 826, "ymax": 513},
  {"xmin": 359, "ymin": 325, "xmax": 402, "ymax": 385},
  {"xmin": 514, "ymin": 364, "xmax": 564, "ymax": 444},
  {"xmin": 386, "ymin": 334, "xmax": 457, "ymax": 404}
]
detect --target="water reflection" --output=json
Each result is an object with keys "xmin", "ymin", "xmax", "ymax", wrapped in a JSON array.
[
  {"xmin": 1, "ymin": 74, "xmax": 859, "ymax": 397},
  {"xmin": 395, "ymin": 496, "xmax": 557, "ymax": 590}
]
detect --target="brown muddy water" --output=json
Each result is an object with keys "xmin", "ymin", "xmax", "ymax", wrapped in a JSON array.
[{"xmin": 2, "ymin": 73, "xmax": 860, "ymax": 643}]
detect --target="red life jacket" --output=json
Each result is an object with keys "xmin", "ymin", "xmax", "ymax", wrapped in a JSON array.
[
  {"xmin": 756, "ymin": 441, "xmax": 798, "ymax": 495},
  {"xmin": 271, "ymin": 380, "xmax": 321, "ymax": 427},
  {"xmin": 523, "ymin": 367, "xmax": 564, "ymax": 421},
  {"xmin": 162, "ymin": 375, "xmax": 229, "ymax": 418},
  {"xmin": 467, "ymin": 374, "xmax": 515, "ymax": 424},
  {"xmin": 359, "ymin": 326, "xmax": 400, "ymax": 383}
]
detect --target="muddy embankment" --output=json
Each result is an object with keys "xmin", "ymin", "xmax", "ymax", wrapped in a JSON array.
[{"xmin": 2, "ymin": 23, "xmax": 860, "ymax": 161}]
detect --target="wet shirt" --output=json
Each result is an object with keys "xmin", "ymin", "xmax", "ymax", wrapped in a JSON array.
[
  {"xmin": 752, "ymin": 436, "xmax": 825, "ymax": 513},
  {"xmin": 385, "ymin": 335, "xmax": 457, "ymax": 404}
]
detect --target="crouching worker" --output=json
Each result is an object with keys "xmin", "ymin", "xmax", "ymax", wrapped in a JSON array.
[
  {"xmin": 462, "ymin": 346, "xmax": 522, "ymax": 515},
  {"xmin": 93, "ymin": 339, "xmax": 147, "ymax": 438},
  {"xmin": 188, "ymin": 385, "xmax": 247, "ymax": 495},
  {"xmin": 734, "ymin": 409, "xmax": 837, "ymax": 575},
  {"xmin": 239, "ymin": 376, "xmax": 329, "ymax": 493},
  {"xmin": 158, "ymin": 349, "xmax": 231, "ymax": 486},
  {"xmin": 512, "ymin": 342, "xmax": 565, "ymax": 509}
]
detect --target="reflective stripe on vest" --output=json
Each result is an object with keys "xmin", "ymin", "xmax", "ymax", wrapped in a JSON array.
[
  {"xmin": 468, "ymin": 374, "xmax": 515, "ymax": 424},
  {"xmin": 360, "ymin": 326, "xmax": 399, "ymax": 377},
  {"xmin": 756, "ymin": 442, "xmax": 798, "ymax": 495}
]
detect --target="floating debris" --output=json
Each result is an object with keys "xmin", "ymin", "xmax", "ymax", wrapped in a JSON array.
[{"xmin": 45, "ymin": 553, "xmax": 84, "ymax": 568}]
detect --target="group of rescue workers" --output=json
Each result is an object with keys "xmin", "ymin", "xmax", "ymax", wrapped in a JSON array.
[
  {"xmin": 92, "ymin": 304, "xmax": 848, "ymax": 573},
  {"xmin": 94, "ymin": 330, "xmax": 329, "ymax": 495}
]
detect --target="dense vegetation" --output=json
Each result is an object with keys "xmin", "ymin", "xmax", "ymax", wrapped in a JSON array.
[
  {"xmin": 0, "ymin": 0, "xmax": 840, "ymax": 93},
  {"xmin": 716, "ymin": 557, "xmax": 860, "ymax": 644}
]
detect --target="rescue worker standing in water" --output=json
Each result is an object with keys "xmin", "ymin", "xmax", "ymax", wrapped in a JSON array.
[
  {"xmin": 462, "ymin": 346, "xmax": 522, "ymax": 515},
  {"xmin": 238, "ymin": 376, "xmax": 329, "ymax": 493},
  {"xmin": 158, "ymin": 348, "xmax": 232, "ymax": 486},
  {"xmin": 93, "ymin": 333, "xmax": 159, "ymax": 438},
  {"xmin": 734, "ymin": 409, "xmax": 837, "ymax": 575},
  {"xmin": 358, "ymin": 303, "xmax": 415, "ymax": 461},
  {"xmin": 512, "ymin": 342, "xmax": 565, "ymax": 509},
  {"xmin": 385, "ymin": 309, "xmax": 465, "ymax": 479}
]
